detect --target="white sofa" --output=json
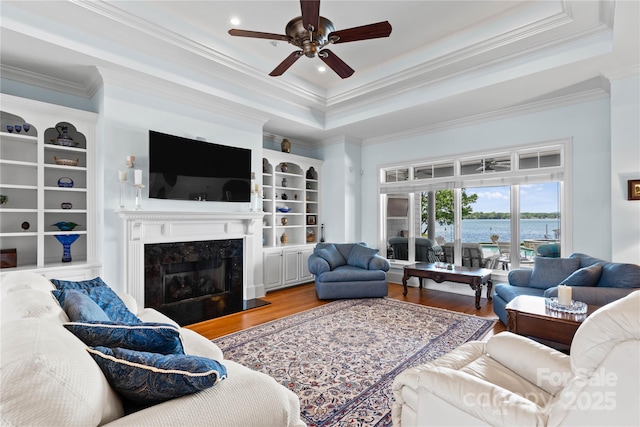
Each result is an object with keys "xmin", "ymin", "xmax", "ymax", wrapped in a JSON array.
[
  {"xmin": 0, "ymin": 271, "xmax": 306, "ymax": 427},
  {"xmin": 392, "ymin": 291, "xmax": 640, "ymax": 426}
]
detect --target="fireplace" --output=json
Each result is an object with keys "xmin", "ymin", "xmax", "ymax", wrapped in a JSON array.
[
  {"xmin": 144, "ymin": 239, "xmax": 243, "ymax": 326},
  {"xmin": 118, "ymin": 210, "xmax": 266, "ymax": 325}
]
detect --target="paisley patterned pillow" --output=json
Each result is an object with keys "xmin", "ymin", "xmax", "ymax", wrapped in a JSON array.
[
  {"xmin": 88, "ymin": 347, "xmax": 227, "ymax": 403},
  {"xmin": 65, "ymin": 321, "xmax": 184, "ymax": 355},
  {"xmin": 53, "ymin": 286, "xmax": 140, "ymax": 324},
  {"xmin": 51, "ymin": 277, "xmax": 109, "ymax": 291}
]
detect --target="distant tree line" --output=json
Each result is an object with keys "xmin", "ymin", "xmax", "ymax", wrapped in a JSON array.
[
  {"xmin": 421, "ymin": 189, "xmax": 559, "ymax": 235},
  {"xmin": 464, "ymin": 212, "xmax": 560, "ymax": 219}
]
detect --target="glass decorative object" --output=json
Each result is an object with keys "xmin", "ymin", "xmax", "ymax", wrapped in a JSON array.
[
  {"xmin": 133, "ymin": 184, "xmax": 144, "ymax": 210},
  {"xmin": 545, "ymin": 297, "xmax": 588, "ymax": 314},
  {"xmin": 55, "ymin": 234, "xmax": 80, "ymax": 262},
  {"xmin": 119, "ymin": 170, "xmax": 127, "ymax": 209}
]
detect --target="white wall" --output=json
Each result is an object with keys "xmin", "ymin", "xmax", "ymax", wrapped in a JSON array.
[
  {"xmin": 316, "ymin": 138, "xmax": 363, "ymax": 244},
  {"xmin": 610, "ymin": 75, "xmax": 640, "ymax": 263},
  {"xmin": 358, "ymin": 98, "xmax": 613, "ymax": 260},
  {"xmin": 98, "ymin": 83, "xmax": 266, "ymax": 294}
]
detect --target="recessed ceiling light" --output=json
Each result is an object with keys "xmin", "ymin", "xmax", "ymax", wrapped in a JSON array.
[
  {"xmin": 318, "ymin": 66, "xmax": 327, "ymax": 73},
  {"xmin": 230, "ymin": 17, "xmax": 240, "ymax": 26}
]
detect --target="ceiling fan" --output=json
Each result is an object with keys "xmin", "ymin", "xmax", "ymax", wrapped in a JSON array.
[
  {"xmin": 476, "ymin": 159, "xmax": 511, "ymax": 172},
  {"xmin": 228, "ymin": 0, "xmax": 392, "ymax": 78}
]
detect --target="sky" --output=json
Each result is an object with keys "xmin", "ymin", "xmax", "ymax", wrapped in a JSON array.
[{"xmin": 467, "ymin": 182, "xmax": 560, "ymax": 213}]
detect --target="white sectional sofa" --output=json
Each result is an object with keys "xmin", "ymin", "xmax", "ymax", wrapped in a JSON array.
[{"xmin": 0, "ymin": 271, "xmax": 305, "ymax": 427}]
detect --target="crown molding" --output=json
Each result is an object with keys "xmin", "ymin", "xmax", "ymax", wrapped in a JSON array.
[
  {"xmin": 70, "ymin": 0, "xmax": 327, "ymax": 106},
  {"xmin": 362, "ymin": 87, "xmax": 609, "ymax": 146},
  {"xmin": 97, "ymin": 67, "xmax": 270, "ymax": 127},
  {"xmin": 326, "ymin": 3, "xmax": 575, "ymax": 106},
  {"xmin": 0, "ymin": 64, "xmax": 101, "ymax": 98},
  {"xmin": 604, "ymin": 64, "xmax": 640, "ymax": 81}
]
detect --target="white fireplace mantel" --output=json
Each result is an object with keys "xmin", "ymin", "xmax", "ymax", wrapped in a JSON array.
[{"xmin": 118, "ymin": 210, "xmax": 264, "ymax": 307}]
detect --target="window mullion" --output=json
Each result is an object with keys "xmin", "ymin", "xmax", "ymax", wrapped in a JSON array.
[
  {"xmin": 453, "ymin": 188, "xmax": 462, "ymax": 266},
  {"xmin": 511, "ymin": 184, "xmax": 521, "ymax": 269}
]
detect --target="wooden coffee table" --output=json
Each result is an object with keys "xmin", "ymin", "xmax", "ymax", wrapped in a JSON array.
[
  {"xmin": 402, "ymin": 263, "xmax": 492, "ymax": 310},
  {"xmin": 506, "ymin": 295, "xmax": 601, "ymax": 347}
]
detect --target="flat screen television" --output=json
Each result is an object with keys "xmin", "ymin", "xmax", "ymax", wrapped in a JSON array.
[{"xmin": 148, "ymin": 130, "xmax": 251, "ymax": 202}]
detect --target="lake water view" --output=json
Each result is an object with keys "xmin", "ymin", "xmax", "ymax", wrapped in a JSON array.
[{"xmin": 433, "ymin": 218, "xmax": 560, "ymax": 244}]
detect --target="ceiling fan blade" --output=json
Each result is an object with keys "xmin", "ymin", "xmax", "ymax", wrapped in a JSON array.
[
  {"xmin": 300, "ymin": 0, "xmax": 320, "ymax": 32},
  {"xmin": 319, "ymin": 49, "xmax": 354, "ymax": 79},
  {"xmin": 228, "ymin": 29, "xmax": 290, "ymax": 42},
  {"xmin": 329, "ymin": 21, "xmax": 392, "ymax": 44},
  {"xmin": 269, "ymin": 51, "xmax": 303, "ymax": 76}
]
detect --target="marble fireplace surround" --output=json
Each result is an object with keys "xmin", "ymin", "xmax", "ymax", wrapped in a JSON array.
[{"xmin": 118, "ymin": 210, "xmax": 264, "ymax": 308}]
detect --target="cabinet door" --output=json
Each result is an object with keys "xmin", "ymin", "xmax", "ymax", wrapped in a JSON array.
[
  {"xmin": 264, "ymin": 251, "xmax": 283, "ymax": 290},
  {"xmin": 299, "ymin": 247, "xmax": 314, "ymax": 282},
  {"xmin": 283, "ymin": 249, "xmax": 300, "ymax": 284}
]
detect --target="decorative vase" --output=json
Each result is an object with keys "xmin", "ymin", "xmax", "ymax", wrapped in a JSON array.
[
  {"xmin": 281, "ymin": 178, "xmax": 288, "ymax": 187},
  {"xmin": 280, "ymin": 232, "xmax": 288, "ymax": 244},
  {"xmin": 306, "ymin": 167, "xmax": 317, "ymax": 179},
  {"xmin": 320, "ymin": 224, "xmax": 325, "ymax": 242},
  {"xmin": 55, "ymin": 234, "xmax": 80, "ymax": 262},
  {"xmin": 280, "ymin": 162, "xmax": 288, "ymax": 173},
  {"xmin": 281, "ymin": 139, "xmax": 291, "ymax": 153},
  {"xmin": 281, "ymin": 217, "xmax": 288, "ymax": 225},
  {"xmin": 306, "ymin": 229, "xmax": 315, "ymax": 242},
  {"xmin": 281, "ymin": 193, "xmax": 288, "ymax": 200}
]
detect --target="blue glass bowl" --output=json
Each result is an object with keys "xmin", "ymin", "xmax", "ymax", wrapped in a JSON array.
[
  {"xmin": 52, "ymin": 221, "xmax": 79, "ymax": 231},
  {"xmin": 277, "ymin": 206, "xmax": 291, "ymax": 213},
  {"xmin": 57, "ymin": 177, "xmax": 74, "ymax": 188}
]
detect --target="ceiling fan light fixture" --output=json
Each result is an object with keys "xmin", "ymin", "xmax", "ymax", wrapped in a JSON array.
[{"xmin": 228, "ymin": 0, "xmax": 392, "ymax": 79}]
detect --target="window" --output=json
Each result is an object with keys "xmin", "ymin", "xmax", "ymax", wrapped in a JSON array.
[{"xmin": 379, "ymin": 142, "xmax": 567, "ymax": 270}]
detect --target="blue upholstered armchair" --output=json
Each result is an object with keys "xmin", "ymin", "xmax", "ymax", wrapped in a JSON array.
[{"xmin": 308, "ymin": 242, "xmax": 390, "ymax": 299}]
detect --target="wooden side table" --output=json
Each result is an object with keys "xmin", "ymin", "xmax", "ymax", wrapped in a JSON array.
[{"xmin": 506, "ymin": 295, "xmax": 600, "ymax": 347}]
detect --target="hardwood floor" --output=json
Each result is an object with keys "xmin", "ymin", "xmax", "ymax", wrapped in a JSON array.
[{"xmin": 186, "ymin": 282, "xmax": 507, "ymax": 340}]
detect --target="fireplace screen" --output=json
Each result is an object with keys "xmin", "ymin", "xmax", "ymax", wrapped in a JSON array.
[
  {"xmin": 144, "ymin": 238, "xmax": 244, "ymax": 325},
  {"xmin": 162, "ymin": 259, "xmax": 229, "ymax": 304}
]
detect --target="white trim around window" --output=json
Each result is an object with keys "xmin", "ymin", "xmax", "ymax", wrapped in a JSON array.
[{"xmin": 378, "ymin": 138, "xmax": 573, "ymax": 266}]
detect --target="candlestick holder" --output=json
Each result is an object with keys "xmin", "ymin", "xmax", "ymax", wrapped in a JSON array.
[
  {"xmin": 119, "ymin": 181, "xmax": 126, "ymax": 209},
  {"xmin": 133, "ymin": 184, "xmax": 145, "ymax": 210}
]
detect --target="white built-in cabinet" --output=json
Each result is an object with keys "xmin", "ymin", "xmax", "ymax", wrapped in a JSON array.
[
  {"xmin": 0, "ymin": 94, "xmax": 100, "ymax": 280},
  {"xmin": 262, "ymin": 149, "xmax": 321, "ymax": 291}
]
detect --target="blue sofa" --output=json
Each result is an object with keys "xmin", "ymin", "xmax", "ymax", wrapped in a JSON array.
[
  {"xmin": 308, "ymin": 242, "xmax": 390, "ymax": 299},
  {"xmin": 493, "ymin": 252, "xmax": 640, "ymax": 324}
]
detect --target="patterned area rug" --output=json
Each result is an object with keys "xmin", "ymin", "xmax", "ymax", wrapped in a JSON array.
[{"xmin": 214, "ymin": 298, "xmax": 495, "ymax": 427}]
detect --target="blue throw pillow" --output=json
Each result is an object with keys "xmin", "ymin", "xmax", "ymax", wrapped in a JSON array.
[
  {"xmin": 315, "ymin": 244, "xmax": 347, "ymax": 270},
  {"xmin": 53, "ymin": 286, "xmax": 141, "ymax": 324},
  {"xmin": 87, "ymin": 347, "xmax": 227, "ymax": 403},
  {"xmin": 561, "ymin": 263, "xmax": 603, "ymax": 287},
  {"xmin": 64, "ymin": 321, "xmax": 184, "ymax": 355},
  {"xmin": 528, "ymin": 257, "xmax": 581, "ymax": 289},
  {"xmin": 347, "ymin": 244, "xmax": 379, "ymax": 269},
  {"xmin": 62, "ymin": 289, "xmax": 111, "ymax": 322},
  {"xmin": 51, "ymin": 277, "xmax": 109, "ymax": 291}
]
